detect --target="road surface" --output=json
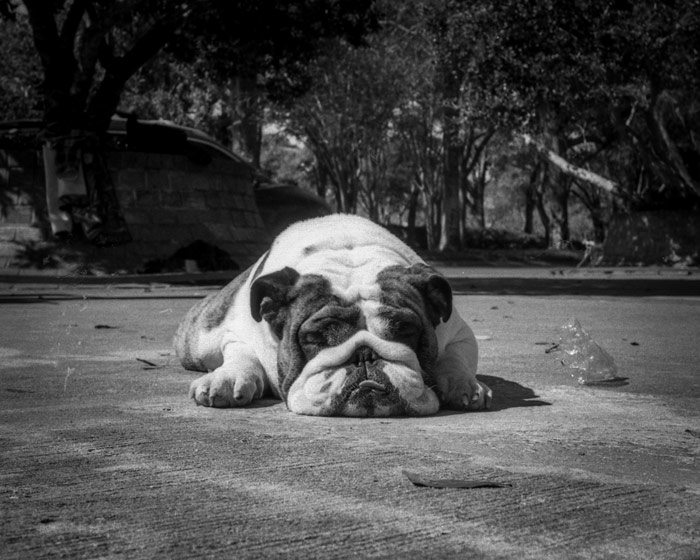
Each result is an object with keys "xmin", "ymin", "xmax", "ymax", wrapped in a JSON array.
[{"xmin": 1, "ymin": 272, "xmax": 698, "ymax": 559}]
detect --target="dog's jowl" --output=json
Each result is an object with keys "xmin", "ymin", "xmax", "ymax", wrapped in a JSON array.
[{"xmin": 174, "ymin": 214, "xmax": 492, "ymax": 416}]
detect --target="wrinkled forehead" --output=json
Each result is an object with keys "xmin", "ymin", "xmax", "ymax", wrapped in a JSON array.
[
  {"xmin": 294, "ymin": 246, "xmax": 412, "ymax": 303},
  {"xmin": 292, "ymin": 266, "xmax": 417, "ymax": 329}
]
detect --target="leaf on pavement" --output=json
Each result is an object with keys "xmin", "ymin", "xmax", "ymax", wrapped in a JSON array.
[{"xmin": 403, "ymin": 470, "xmax": 511, "ymax": 489}]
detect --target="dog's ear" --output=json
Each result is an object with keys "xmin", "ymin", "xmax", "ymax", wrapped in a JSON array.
[
  {"xmin": 250, "ymin": 267, "xmax": 300, "ymax": 335},
  {"xmin": 404, "ymin": 264, "xmax": 453, "ymax": 326}
]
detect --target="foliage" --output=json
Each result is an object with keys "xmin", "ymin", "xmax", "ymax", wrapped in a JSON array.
[
  {"xmin": 120, "ymin": 1, "xmax": 377, "ymax": 163},
  {"xmin": 260, "ymin": 131, "xmax": 317, "ymax": 191},
  {"xmin": 174, "ymin": 0, "xmax": 377, "ymax": 103},
  {"xmin": 3, "ymin": 0, "xmax": 699, "ymax": 255},
  {"xmin": 281, "ymin": 34, "xmax": 409, "ymax": 218},
  {"xmin": 444, "ymin": 0, "xmax": 700, "ymax": 202},
  {"xmin": 0, "ymin": 10, "xmax": 42, "ymax": 120},
  {"xmin": 122, "ymin": 52, "xmax": 233, "ymax": 144},
  {"xmin": 2, "ymin": 0, "xmax": 377, "ymax": 138}
]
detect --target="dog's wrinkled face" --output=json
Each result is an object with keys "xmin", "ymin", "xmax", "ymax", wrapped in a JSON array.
[{"xmin": 250, "ymin": 265, "xmax": 452, "ymax": 416}]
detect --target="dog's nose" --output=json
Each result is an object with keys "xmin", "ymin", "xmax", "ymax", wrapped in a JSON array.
[{"xmin": 355, "ymin": 346, "xmax": 378, "ymax": 366}]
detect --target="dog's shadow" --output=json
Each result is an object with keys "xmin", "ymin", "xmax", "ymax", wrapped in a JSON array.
[{"xmin": 475, "ymin": 375, "xmax": 551, "ymax": 412}]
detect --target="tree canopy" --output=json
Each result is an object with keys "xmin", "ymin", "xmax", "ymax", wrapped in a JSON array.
[
  {"xmin": 2, "ymin": 0, "xmax": 699, "ymax": 256},
  {"xmin": 1, "ymin": 0, "xmax": 377, "ymax": 137}
]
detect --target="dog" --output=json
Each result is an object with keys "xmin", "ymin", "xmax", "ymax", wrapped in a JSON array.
[{"xmin": 174, "ymin": 214, "xmax": 491, "ymax": 416}]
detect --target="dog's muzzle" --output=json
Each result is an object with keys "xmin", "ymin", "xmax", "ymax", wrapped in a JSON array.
[{"xmin": 285, "ymin": 331, "xmax": 440, "ymax": 417}]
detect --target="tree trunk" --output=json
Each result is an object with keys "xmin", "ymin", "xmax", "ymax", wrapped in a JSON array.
[
  {"xmin": 473, "ymin": 152, "xmax": 488, "ymax": 229},
  {"xmin": 536, "ymin": 104, "xmax": 572, "ymax": 249},
  {"xmin": 314, "ymin": 163, "xmax": 328, "ymax": 200},
  {"xmin": 523, "ymin": 163, "xmax": 541, "ymax": 234},
  {"xmin": 458, "ymin": 182, "xmax": 467, "ymax": 246},
  {"xmin": 334, "ymin": 179, "xmax": 348, "ymax": 213},
  {"xmin": 424, "ymin": 192, "xmax": 440, "ymax": 252},
  {"xmin": 230, "ymin": 75, "xmax": 262, "ymax": 167},
  {"xmin": 24, "ymin": 0, "xmax": 79, "ymax": 135},
  {"xmin": 441, "ymin": 137, "xmax": 461, "ymax": 251},
  {"xmin": 407, "ymin": 184, "xmax": 419, "ymax": 247},
  {"xmin": 23, "ymin": 1, "xmax": 150, "ymax": 246},
  {"xmin": 535, "ymin": 164, "xmax": 551, "ymax": 247},
  {"xmin": 439, "ymin": 76, "xmax": 462, "ymax": 252},
  {"xmin": 550, "ymin": 185, "xmax": 570, "ymax": 249},
  {"xmin": 475, "ymin": 183, "xmax": 486, "ymax": 229},
  {"xmin": 591, "ymin": 207, "xmax": 606, "ymax": 243},
  {"xmin": 524, "ymin": 190, "xmax": 535, "ymax": 234}
]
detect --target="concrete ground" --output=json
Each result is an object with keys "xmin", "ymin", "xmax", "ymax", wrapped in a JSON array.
[{"xmin": 1, "ymin": 268, "xmax": 699, "ymax": 559}]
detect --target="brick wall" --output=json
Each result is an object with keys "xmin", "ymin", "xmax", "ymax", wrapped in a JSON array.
[{"xmin": 0, "ymin": 146, "xmax": 270, "ymax": 273}]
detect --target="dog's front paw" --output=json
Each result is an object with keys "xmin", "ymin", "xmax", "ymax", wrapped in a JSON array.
[
  {"xmin": 189, "ymin": 370, "xmax": 260, "ymax": 408},
  {"xmin": 440, "ymin": 377, "xmax": 492, "ymax": 411}
]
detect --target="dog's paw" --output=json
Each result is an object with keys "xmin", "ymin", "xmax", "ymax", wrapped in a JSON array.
[
  {"xmin": 189, "ymin": 370, "xmax": 260, "ymax": 408},
  {"xmin": 440, "ymin": 377, "xmax": 492, "ymax": 411}
]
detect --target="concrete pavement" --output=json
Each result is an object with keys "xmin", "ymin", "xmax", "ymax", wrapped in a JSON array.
[{"xmin": 1, "ymin": 271, "xmax": 699, "ymax": 559}]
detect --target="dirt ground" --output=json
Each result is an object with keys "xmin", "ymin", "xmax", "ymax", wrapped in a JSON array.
[{"xmin": 1, "ymin": 269, "xmax": 698, "ymax": 559}]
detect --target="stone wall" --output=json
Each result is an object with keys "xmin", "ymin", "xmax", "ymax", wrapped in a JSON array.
[
  {"xmin": 0, "ymin": 146, "xmax": 270, "ymax": 273},
  {"xmin": 0, "ymin": 147, "xmax": 46, "ymax": 268}
]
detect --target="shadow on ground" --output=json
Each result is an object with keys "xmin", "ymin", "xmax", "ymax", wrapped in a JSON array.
[{"xmin": 477, "ymin": 375, "xmax": 551, "ymax": 411}]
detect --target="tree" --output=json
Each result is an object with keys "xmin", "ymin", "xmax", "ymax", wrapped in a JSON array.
[
  {"xmin": 394, "ymin": 68, "xmax": 444, "ymax": 250},
  {"xmin": 606, "ymin": 1, "xmax": 700, "ymax": 208},
  {"xmin": 2, "ymin": 0, "xmax": 377, "ymax": 138},
  {"xmin": 2, "ymin": 0, "xmax": 377, "ymax": 243},
  {"xmin": 0, "ymin": 6, "xmax": 42, "ymax": 120},
  {"xmin": 439, "ymin": 0, "xmax": 700, "ymax": 246},
  {"xmin": 282, "ymin": 35, "xmax": 407, "ymax": 218},
  {"xmin": 392, "ymin": 0, "xmax": 500, "ymax": 251}
]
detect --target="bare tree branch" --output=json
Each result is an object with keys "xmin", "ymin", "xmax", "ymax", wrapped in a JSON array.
[{"xmin": 521, "ymin": 133, "xmax": 619, "ymax": 195}]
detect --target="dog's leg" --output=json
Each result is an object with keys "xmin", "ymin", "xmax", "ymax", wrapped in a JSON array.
[
  {"xmin": 174, "ymin": 265, "xmax": 254, "ymax": 372},
  {"xmin": 434, "ymin": 319, "xmax": 492, "ymax": 411},
  {"xmin": 189, "ymin": 342, "xmax": 268, "ymax": 407}
]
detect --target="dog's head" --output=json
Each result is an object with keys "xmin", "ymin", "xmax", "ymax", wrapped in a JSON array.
[{"xmin": 250, "ymin": 264, "xmax": 451, "ymax": 416}]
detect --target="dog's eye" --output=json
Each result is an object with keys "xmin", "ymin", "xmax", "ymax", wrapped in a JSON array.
[
  {"xmin": 393, "ymin": 321, "xmax": 420, "ymax": 342},
  {"xmin": 300, "ymin": 317, "xmax": 356, "ymax": 350},
  {"xmin": 301, "ymin": 331, "xmax": 326, "ymax": 346}
]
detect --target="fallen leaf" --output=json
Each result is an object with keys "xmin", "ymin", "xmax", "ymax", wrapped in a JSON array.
[
  {"xmin": 403, "ymin": 470, "xmax": 511, "ymax": 489},
  {"xmin": 136, "ymin": 358, "xmax": 158, "ymax": 367},
  {"xmin": 136, "ymin": 358, "xmax": 165, "ymax": 370}
]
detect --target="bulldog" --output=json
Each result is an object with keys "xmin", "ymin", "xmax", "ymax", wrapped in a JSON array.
[{"xmin": 174, "ymin": 214, "xmax": 492, "ymax": 416}]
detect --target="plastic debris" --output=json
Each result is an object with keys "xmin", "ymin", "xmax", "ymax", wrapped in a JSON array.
[{"xmin": 558, "ymin": 318, "xmax": 621, "ymax": 385}]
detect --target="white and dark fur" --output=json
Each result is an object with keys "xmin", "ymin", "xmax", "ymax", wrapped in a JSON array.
[{"xmin": 174, "ymin": 215, "xmax": 491, "ymax": 416}]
